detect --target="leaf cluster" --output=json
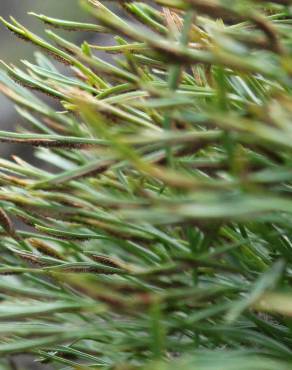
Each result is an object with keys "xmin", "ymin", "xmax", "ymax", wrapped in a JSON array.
[{"xmin": 0, "ymin": 0, "xmax": 292, "ymax": 369}]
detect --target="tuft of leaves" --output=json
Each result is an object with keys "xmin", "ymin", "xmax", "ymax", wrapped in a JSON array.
[{"xmin": 0, "ymin": 0, "xmax": 292, "ymax": 369}]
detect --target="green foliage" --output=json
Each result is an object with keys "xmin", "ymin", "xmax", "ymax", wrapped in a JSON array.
[{"xmin": 0, "ymin": 0, "xmax": 292, "ymax": 368}]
